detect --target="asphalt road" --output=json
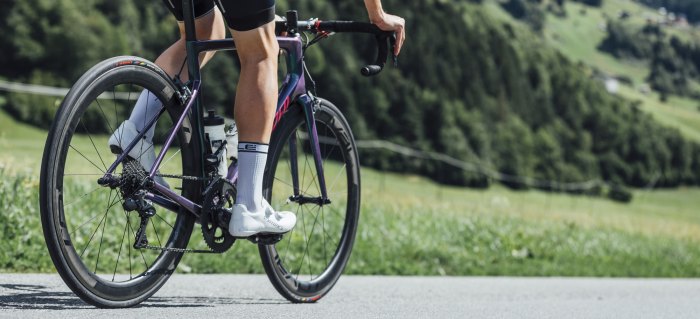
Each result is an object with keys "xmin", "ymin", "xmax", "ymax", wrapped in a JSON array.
[{"xmin": 1, "ymin": 274, "xmax": 699, "ymax": 318}]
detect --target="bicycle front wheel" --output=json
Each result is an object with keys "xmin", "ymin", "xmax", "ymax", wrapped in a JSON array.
[
  {"xmin": 259, "ymin": 98, "xmax": 361, "ymax": 303},
  {"xmin": 40, "ymin": 56, "xmax": 201, "ymax": 308}
]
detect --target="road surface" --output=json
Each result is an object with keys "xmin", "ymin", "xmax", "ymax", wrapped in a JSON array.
[{"xmin": 1, "ymin": 274, "xmax": 698, "ymax": 318}]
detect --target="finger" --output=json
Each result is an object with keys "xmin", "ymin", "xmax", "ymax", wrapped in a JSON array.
[{"xmin": 395, "ymin": 28, "xmax": 404, "ymax": 55}]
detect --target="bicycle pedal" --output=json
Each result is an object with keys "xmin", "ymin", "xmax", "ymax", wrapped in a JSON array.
[{"xmin": 246, "ymin": 234, "xmax": 284, "ymax": 245}]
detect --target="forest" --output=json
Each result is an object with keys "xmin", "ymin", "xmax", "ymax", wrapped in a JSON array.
[
  {"xmin": 639, "ymin": 0, "xmax": 700, "ymax": 23},
  {"xmin": 1, "ymin": 0, "xmax": 700, "ymax": 198}
]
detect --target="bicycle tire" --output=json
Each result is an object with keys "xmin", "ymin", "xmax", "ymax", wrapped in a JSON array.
[
  {"xmin": 259, "ymin": 98, "xmax": 360, "ymax": 303},
  {"xmin": 40, "ymin": 56, "xmax": 202, "ymax": 308}
]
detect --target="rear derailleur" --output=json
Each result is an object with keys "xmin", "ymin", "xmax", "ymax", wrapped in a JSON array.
[{"xmin": 122, "ymin": 190, "xmax": 155, "ymax": 249}]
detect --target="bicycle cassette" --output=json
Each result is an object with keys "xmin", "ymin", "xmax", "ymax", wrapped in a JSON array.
[{"xmin": 201, "ymin": 178, "xmax": 237, "ymax": 253}]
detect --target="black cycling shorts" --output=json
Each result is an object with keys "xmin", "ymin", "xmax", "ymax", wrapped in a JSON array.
[{"xmin": 162, "ymin": 0, "xmax": 275, "ymax": 31}]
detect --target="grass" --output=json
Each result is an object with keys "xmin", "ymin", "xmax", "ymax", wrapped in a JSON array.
[
  {"xmin": 617, "ymin": 85, "xmax": 700, "ymax": 142},
  {"xmin": 1, "ymin": 108, "xmax": 700, "ymax": 276},
  {"xmin": 0, "ymin": 104, "xmax": 49, "ymax": 173},
  {"xmin": 544, "ymin": 1, "xmax": 650, "ymax": 84}
]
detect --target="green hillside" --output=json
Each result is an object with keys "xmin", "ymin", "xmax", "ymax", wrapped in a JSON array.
[
  {"xmin": 481, "ymin": 0, "xmax": 700, "ymax": 143},
  {"xmin": 539, "ymin": 0, "xmax": 700, "ymax": 142},
  {"xmin": 2, "ymin": 0, "xmax": 700, "ymax": 277},
  {"xmin": 3, "ymin": 0, "xmax": 700, "ymax": 191}
]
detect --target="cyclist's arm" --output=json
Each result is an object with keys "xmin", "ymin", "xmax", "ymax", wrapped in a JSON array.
[{"xmin": 363, "ymin": 0, "xmax": 405, "ymax": 55}]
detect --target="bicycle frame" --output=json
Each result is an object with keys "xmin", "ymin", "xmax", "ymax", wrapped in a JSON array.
[{"xmin": 101, "ymin": 1, "xmax": 329, "ymax": 218}]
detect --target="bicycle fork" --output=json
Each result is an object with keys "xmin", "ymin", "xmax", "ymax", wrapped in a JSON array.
[{"xmin": 287, "ymin": 94, "xmax": 331, "ymax": 206}]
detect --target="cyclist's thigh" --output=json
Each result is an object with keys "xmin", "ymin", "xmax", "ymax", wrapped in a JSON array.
[
  {"xmin": 162, "ymin": 0, "xmax": 216, "ymax": 21},
  {"xmin": 216, "ymin": 0, "xmax": 276, "ymax": 31}
]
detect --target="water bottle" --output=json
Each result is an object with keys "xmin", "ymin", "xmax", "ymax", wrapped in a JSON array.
[
  {"xmin": 226, "ymin": 121, "xmax": 238, "ymax": 161},
  {"xmin": 203, "ymin": 110, "xmax": 227, "ymax": 177}
]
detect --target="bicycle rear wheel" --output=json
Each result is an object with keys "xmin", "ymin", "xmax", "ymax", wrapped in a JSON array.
[
  {"xmin": 259, "ymin": 98, "xmax": 360, "ymax": 303},
  {"xmin": 40, "ymin": 56, "xmax": 201, "ymax": 308}
]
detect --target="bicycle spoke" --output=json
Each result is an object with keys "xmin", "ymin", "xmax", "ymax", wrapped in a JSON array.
[
  {"xmin": 274, "ymin": 177, "xmax": 296, "ymax": 191},
  {"xmin": 321, "ymin": 205, "xmax": 327, "ymax": 266},
  {"xmin": 79, "ymin": 120, "xmax": 108, "ymax": 171},
  {"xmin": 321, "ymin": 201, "xmax": 345, "ymax": 219},
  {"xmin": 69, "ymin": 212, "xmax": 103, "ymax": 239},
  {"xmin": 153, "ymin": 212, "xmax": 175, "ymax": 229},
  {"xmin": 297, "ymin": 204, "xmax": 322, "ymax": 280},
  {"xmin": 113, "ymin": 214, "xmax": 130, "ymax": 282},
  {"xmin": 305, "ymin": 205, "xmax": 323, "ymax": 279},
  {"xmin": 63, "ymin": 186, "xmax": 105, "ymax": 208},
  {"xmin": 151, "ymin": 217, "xmax": 163, "ymax": 247},
  {"xmin": 142, "ymin": 91, "xmax": 150, "ymax": 141},
  {"xmin": 326, "ymin": 163, "xmax": 347, "ymax": 195},
  {"xmin": 321, "ymin": 207, "xmax": 340, "ymax": 249},
  {"xmin": 94, "ymin": 99, "xmax": 115, "ymax": 135},
  {"xmin": 79, "ymin": 190, "xmax": 118, "ymax": 258},
  {"xmin": 301, "ymin": 154, "xmax": 320, "ymax": 197},
  {"xmin": 280, "ymin": 204, "xmax": 300, "ymax": 270},
  {"xmin": 126, "ymin": 213, "xmax": 133, "ymax": 279},
  {"xmin": 294, "ymin": 207, "xmax": 309, "ymax": 281},
  {"xmin": 161, "ymin": 148, "xmax": 181, "ymax": 169},
  {"xmin": 94, "ymin": 195, "xmax": 112, "ymax": 273},
  {"xmin": 69, "ymin": 145, "xmax": 106, "ymax": 173},
  {"xmin": 112, "ymin": 87, "xmax": 118, "ymax": 126}
]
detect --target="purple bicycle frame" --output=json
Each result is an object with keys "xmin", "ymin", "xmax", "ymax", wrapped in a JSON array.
[{"xmin": 102, "ymin": 35, "xmax": 329, "ymax": 218}]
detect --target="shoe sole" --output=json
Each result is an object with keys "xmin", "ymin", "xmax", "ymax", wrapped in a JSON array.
[{"xmin": 231, "ymin": 230, "xmax": 291, "ymax": 238}]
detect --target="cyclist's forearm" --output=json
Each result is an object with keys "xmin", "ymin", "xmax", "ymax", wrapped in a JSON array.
[{"xmin": 363, "ymin": 0, "xmax": 385, "ymax": 23}]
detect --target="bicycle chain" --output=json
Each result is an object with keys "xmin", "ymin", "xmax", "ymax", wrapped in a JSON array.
[
  {"xmin": 143, "ymin": 174, "xmax": 223, "ymax": 254},
  {"xmin": 154, "ymin": 173, "xmax": 210, "ymax": 182},
  {"xmin": 141, "ymin": 174, "xmax": 217, "ymax": 253},
  {"xmin": 142, "ymin": 244, "xmax": 220, "ymax": 254}
]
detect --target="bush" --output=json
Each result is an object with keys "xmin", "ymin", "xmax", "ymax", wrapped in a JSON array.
[
  {"xmin": 500, "ymin": 0, "xmax": 546, "ymax": 32},
  {"xmin": 607, "ymin": 185, "xmax": 633, "ymax": 203},
  {"xmin": 0, "ymin": 169, "xmax": 54, "ymax": 271},
  {"xmin": 572, "ymin": 0, "xmax": 603, "ymax": 7}
]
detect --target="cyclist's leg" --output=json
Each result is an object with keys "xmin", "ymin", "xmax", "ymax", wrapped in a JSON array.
[
  {"xmin": 218, "ymin": 0, "xmax": 295, "ymax": 235},
  {"xmin": 230, "ymin": 21, "xmax": 279, "ymax": 214},
  {"xmin": 129, "ymin": 1, "xmax": 226, "ymax": 142},
  {"xmin": 157, "ymin": 1, "xmax": 226, "ymax": 81}
]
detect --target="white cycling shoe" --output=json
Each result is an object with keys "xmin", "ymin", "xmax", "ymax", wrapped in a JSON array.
[
  {"xmin": 108, "ymin": 120, "xmax": 169, "ymax": 188},
  {"xmin": 229, "ymin": 199, "xmax": 296, "ymax": 237}
]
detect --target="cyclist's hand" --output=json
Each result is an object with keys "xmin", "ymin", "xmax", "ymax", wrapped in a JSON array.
[{"xmin": 371, "ymin": 13, "xmax": 405, "ymax": 56}]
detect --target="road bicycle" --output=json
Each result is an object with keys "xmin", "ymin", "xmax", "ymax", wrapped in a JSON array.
[{"xmin": 39, "ymin": 1, "xmax": 396, "ymax": 308}]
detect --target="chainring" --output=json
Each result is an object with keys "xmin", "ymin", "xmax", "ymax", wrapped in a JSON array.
[{"xmin": 201, "ymin": 178, "xmax": 237, "ymax": 253}]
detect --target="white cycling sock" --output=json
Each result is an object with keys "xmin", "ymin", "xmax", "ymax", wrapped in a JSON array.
[
  {"xmin": 236, "ymin": 142, "xmax": 269, "ymax": 212},
  {"xmin": 128, "ymin": 89, "xmax": 162, "ymax": 142}
]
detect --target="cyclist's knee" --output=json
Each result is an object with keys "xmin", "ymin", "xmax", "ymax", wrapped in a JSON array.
[{"xmin": 234, "ymin": 23, "xmax": 279, "ymax": 67}]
